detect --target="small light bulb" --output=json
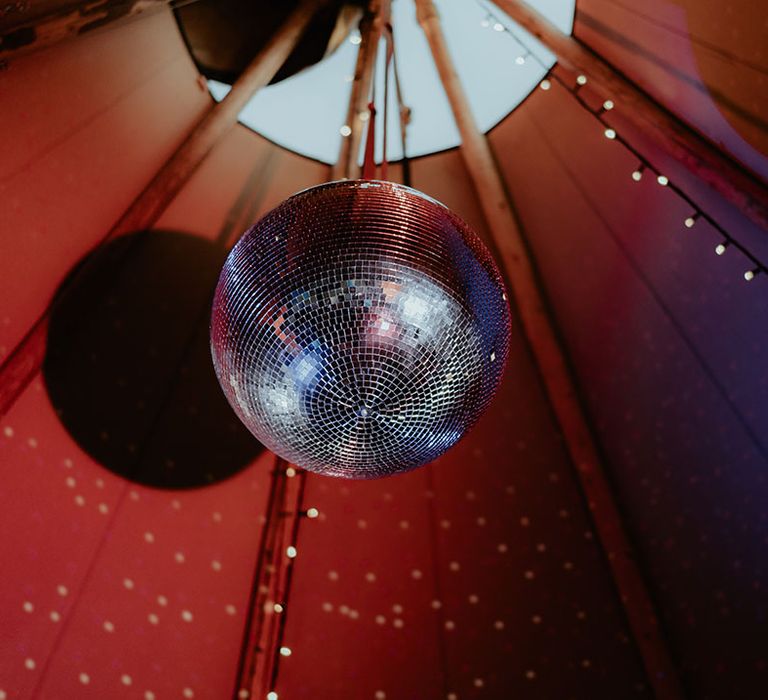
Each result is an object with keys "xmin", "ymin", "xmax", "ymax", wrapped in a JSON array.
[
  {"xmin": 684, "ymin": 215, "xmax": 698, "ymax": 228},
  {"xmin": 279, "ymin": 647, "xmax": 291, "ymax": 657},
  {"xmin": 493, "ymin": 22, "xmax": 504, "ymax": 32},
  {"xmin": 744, "ymin": 269, "xmax": 757, "ymax": 281},
  {"xmin": 539, "ymin": 79, "xmax": 551, "ymax": 91},
  {"xmin": 715, "ymin": 242, "xmax": 728, "ymax": 256},
  {"xmin": 273, "ymin": 603, "xmax": 284, "ymax": 613},
  {"xmin": 339, "ymin": 125, "xmax": 351, "ymax": 137},
  {"xmin": 657, "ymin": 175, "xmax": 669, "ymax": 186},
  {"xmin": 604, "ymin": 128, "xmax": 616, "ymax": 139},
  {"xmin": 631, "ymin": 167, "xmax": 644, "ymax": 182},
  {"xmin": 267, "ymin": 693, "xmax": 278, "ymax": 700},
  {"xmin": 603, "ymin": 100, "xmax": 614, "ymax": 111},
  {"xmin": 576, "ymin": 75, "xmax": 588, "ymax": 86},
  {"xmin": 286, "ymin": 546, "xmax": 297, "ymax": 559},
  {"xmin": 515, "ymin": 55, "xmax": 526, "ymax": 65},
  {"xmin": 350, "ymin": 33, "xmax": 361, "ymax": 46},
  {"xmin": 307, "ymin": 507, "xmax": 319, "ymax": 518}
]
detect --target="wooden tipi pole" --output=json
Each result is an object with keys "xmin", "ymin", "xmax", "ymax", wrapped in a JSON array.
[
  {"xmin": 332, "ymin": 0, "xmax": 390, "ymax": 181},
  {"xmin": 233, "ymin": 457, "xmax": 307, "ymax": 700},
  {"xmin": 493, "ymin": 0, "xmax": 768, "ymax": 231},
  {"xmin": 414, "ymin": 1, "xmax": 685, "ymax": 697},
  {"xmin": 0, "ymin": 0, "xmax": 325, "ymax": 419}
]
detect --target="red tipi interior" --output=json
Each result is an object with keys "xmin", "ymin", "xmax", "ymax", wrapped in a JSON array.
[{"xmin": 1, "ymin": 1, "xmax": 767, "ymax": 699}]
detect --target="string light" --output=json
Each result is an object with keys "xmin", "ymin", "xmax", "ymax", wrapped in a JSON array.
[
  {"xmin": 515, "ymin": 55, "xmax": 526, "ymax": 65},
  {"xmin": 339, "ymin": 125, "xmax": 351, "ymax": 138},
  {"xmin": 475, "ymin": 0, "xmax": 768, "ymax": 285},
  {"xmin": 350, "ymin": 32, "xmax": 362, "ymax": 45},
  {"xmin": 684, "ymin": 214, "xmax": 699, "ymax": 228},
  {"xmin": 238, "ymin": 462, "xmax": 306, "ymax": 699},
  {"xmin": 493, "ymin": 21, "xmax": 504, "ymax": 32}
]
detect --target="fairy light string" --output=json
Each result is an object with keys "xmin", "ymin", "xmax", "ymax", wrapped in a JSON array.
[
  {"xmin": 235, "ymin": 459, "xmax": 316, "ymax": 700},
  {"xmin": 478, "ymin": 0, "xmax": 767, "ymax": 282}
]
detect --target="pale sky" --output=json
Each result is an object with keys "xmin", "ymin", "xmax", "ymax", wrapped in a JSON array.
[{"xmin": 208, "ymin": 0, "xmax": 574, "ymax": 164}]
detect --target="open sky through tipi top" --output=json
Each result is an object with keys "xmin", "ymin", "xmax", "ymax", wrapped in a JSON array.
[{"xmin": 208, "ymin": 0, "xmax": 575, "ymax": 164}]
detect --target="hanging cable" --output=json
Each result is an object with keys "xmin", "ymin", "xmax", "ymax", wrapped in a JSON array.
[
  {"xmin": 390, "ymin": 22, "xmax": 412, "ymax": 187},
  {"xmin": 360, "ymin": 23, "xmax": 395, "ymax": 181},
  {"xmin": 333, "ymin": 0, "xmax": 384, "ymax": 181},
  {"xmin": 361, "ymin": 76, "xmax": 378, "ymax": 179},
  {"xmin": 357, "ymin": 14, "xmax": 409, "ymax": 184},
  {"xmin": 380, "ymin": 22, "xmax": 395, "ymax": 181}
]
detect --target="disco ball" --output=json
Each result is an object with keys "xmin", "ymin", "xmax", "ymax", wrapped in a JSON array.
[{"xmin": 210, "ymin": 180, "xmax": 511, "ymax": 478}]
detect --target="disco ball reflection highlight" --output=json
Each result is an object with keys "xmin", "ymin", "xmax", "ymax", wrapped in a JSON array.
[{"xmin": 210, "ymin": 180, "xmax": 511, "ymax": 478}]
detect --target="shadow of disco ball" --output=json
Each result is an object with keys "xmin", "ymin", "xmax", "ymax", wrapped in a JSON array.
[{"xmin": 211, "ymin": 180, "xmax": 511, "ymax": 479}]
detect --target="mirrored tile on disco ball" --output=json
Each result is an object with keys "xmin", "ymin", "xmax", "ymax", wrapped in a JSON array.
[{"xmin": 211, "ymin": 180, "xmax": 511, "ymax": 479}]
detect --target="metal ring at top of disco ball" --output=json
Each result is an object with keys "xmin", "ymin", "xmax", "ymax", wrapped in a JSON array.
[{"xmin": 210, "ymin": 180, "xmax": 511, "ymax": 479}]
